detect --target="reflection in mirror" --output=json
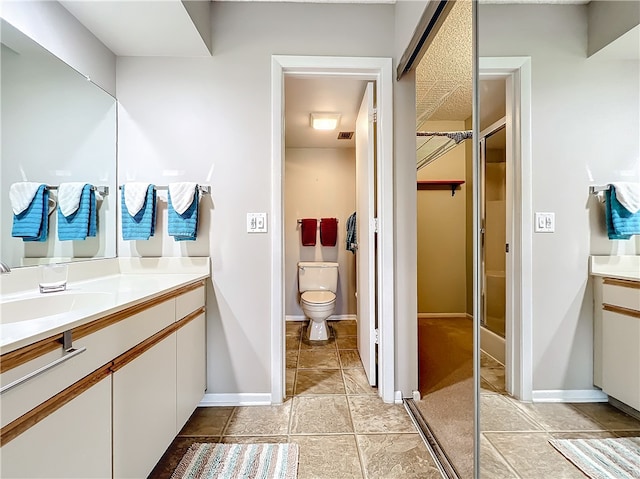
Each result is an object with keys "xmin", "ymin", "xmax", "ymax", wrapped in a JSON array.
[
  {"xmin": 479, "ymin": 2, "xmax": 640, "ymax": 477},
  {"xmin": 0, "ymin": 19, "xmax": 117, "ymax": 268},
  {"xmin": 410, "ymin": 1, "xmax": 474, "ymax": 478}
]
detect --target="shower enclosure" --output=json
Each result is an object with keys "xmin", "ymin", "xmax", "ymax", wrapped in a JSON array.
[{"xmin": 480, "ymin": 120, "xmax": 507, "ymax": 362}]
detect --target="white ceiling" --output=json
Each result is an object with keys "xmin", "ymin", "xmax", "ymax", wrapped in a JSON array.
[{"xmin": 285, "ymin": 76, "xmax": 366, "ymax": 149}]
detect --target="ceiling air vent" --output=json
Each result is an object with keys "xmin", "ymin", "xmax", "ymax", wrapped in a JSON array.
[{"xmin": 337, "ymin": 131, "xmax": 354, "ymax": 140}]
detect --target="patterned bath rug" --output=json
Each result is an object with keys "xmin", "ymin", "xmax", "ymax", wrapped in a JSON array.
[
  {"xmin": 171, "ymin": 443, "xmax": 299, "ymax": 479},
  {"xmin": 549, "ymin": 437, "xmax": 640, "ymax": 479}
]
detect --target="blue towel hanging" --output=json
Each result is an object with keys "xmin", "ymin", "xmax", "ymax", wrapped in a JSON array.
[
  {"xmin": 605, "ymin": 188, "xmax": 640, "ymax": 239},
  {"xmin": 121, "ymin": 185, "xmax": 157, "ymax": 240},
  {"xmin": 168, "ymin": 189, "xmax": 199, "ymax": 241},
  {"xmin": 11, "ymin": 184, "xmax": 49, "ymax": 242},
  {"xmin": 58, "ymin": 184, "xmax": 96, "ymax": 241}
]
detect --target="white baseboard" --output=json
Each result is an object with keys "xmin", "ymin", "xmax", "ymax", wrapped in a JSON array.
[
  {"xmin": 417, "ymin": 312, "xmax": 468, "ymax": 319},
  {"xmin": 199, "ymin": 393, "xmax": 273, "ymax": 406},
  {"xmin": 480, "ymin": 326, "xmax": 506, "ymax": 365},
  {"xmin": 285, "ymin": 314, "xmax": 357, "ymax": 322},
  {"xmin": 531, "ymin": 389, "xmax": 608, "ymax": 403}
]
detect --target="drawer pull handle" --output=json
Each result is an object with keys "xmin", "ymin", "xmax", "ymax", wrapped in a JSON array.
[{"xmin": 0, "ymin": 347, "xmax": 87, "ymax": 395}]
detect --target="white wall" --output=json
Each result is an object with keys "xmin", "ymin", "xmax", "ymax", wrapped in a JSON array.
[
  {"xmin": 284, "ymin": 148, "xmax": 356, "ymax": 319},
  {"xmin": 393, "ymin": 1, "xmax": 430, "ymax": 397},
  {"xmin": 479, "ymin": 4, "xmax": 640, "ymax": 392},
  {"xmin": 0, "ymin": 1, "xmax": 116, "ymax": 95},
  {"xmin": 116, "ymin": 2, "xmax": 397, "ymax": 397}
]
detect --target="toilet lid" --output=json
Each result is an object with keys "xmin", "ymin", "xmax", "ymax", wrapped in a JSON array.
[{"xmin": 301, "ymin": 291, "xmax": 335, "ymax": 304}]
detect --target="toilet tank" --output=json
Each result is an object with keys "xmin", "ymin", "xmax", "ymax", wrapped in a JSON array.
[{"xmin": 298, "ymin": 262, "xmax": 339, "ymax": 293}]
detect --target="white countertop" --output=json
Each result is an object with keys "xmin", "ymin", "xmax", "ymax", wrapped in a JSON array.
[
  {"xmin": 0, "ymin": 258, "xmax": 210, "ymax": 354},
  {"xmin": 590, "ymin": 255, "xmax": 640, "ymax": 282}
]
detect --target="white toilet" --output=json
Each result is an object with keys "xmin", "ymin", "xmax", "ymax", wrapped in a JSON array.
[{"xmin": 297, "ymin": 261, "xmax": 338, "ymax": 341}]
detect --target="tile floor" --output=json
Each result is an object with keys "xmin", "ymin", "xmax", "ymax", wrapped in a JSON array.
[
  {"xmin": 149, "ymin": 320, "xmax": 442, "ymax": 479},
  {"xmin": 480, "ymin": 352, "xmax": 640, "ymax": 478}
]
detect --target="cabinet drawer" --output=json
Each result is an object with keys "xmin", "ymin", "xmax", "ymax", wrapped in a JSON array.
[
  {"xmin": 176, "ymin": 284, "xmax": 205, "ymax": 320},
  {"xmin": 1, "ymin": 376, "xmax": 112, "ymax": 478},
  {"xmin": 603, "ymin": 280, "xmax": 640, "ymax": 311},
  {"xmin": 0, "ymin": 299, "xmax": 175, "ymax": 428},
  {"xmin": 602, "ymin": 310, "xmax": 640, "ymax": 410}
]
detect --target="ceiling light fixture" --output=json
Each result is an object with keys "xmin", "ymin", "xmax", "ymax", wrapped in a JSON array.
[{"xmin": 310, "ymin": 112, "xmax": 341, "ymax": 131}]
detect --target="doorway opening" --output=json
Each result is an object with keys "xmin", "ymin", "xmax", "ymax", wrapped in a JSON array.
[{"xmin": 271, "ymin": 55, "xmax": 395, "ymax": 405}]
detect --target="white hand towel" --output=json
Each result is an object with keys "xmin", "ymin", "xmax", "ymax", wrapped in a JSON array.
[
  {"xmin": 611, "ymin": 182, "xmax": 640, "ymax": 214},
  {"xmin": 123, "ymin": 182, "xmax": 151, "ymax": 216},
  {"xmin": 9, "ymin": 182, "xmax": 43, "ymax": 214},
  {"xmin": 168, "ymin": 182, "xmax": 197, "ymax": 215},
  {"xmin": 58, "ymin": 182, "xmax": 87, "ymax": 217}
]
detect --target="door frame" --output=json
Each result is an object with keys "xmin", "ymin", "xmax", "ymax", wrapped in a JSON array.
[
  {"xmin": 270, "ymin": 55, "xmax": 395, "ymax": 404},
  {"xmin": 479, "ymin": 56, "xmax": 533, "ymax": 401}
]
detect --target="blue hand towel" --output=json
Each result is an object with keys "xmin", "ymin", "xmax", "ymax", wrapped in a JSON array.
[
  {"xmin": 58, "ymin": 184, "xmax": 97, "ymax": 241},
  {"xmin": 605, "ymin": 187, "xmax": 640, "ymax": 239},
  {"xmin": 121, "ymin": 185, "xmax": 156, "ymax": 240},
  {"xmin": 12, "ymin": 184, "xmax": 49, "ymax": 242},
  {"xmin": 168, "ymin": 189, "xmax": 198, "ymax": 241},
  {"xmin": 346, "ymin": 211, "xmax": 357, "ymax": 254}
]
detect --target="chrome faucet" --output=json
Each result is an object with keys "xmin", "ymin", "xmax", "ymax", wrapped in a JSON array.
[{"xmin": 0, "ymin": 261, "xmax": 10, "ymax": 273}]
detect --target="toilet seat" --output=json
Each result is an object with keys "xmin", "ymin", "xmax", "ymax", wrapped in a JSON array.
[{"xmin": 301, "ymin": 290, "xmax": 336, "ymax": 305}]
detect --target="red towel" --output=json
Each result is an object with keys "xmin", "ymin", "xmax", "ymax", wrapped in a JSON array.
[
  {"xmin": 320, "ymin": 217, "xmax": 338, "ymax": 247},
  {"xmin": 300, "ymin": 218, "xmax": 317, "ymax": 246}
]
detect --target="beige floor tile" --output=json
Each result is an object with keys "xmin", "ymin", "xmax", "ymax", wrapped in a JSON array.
[
  {"xmin": 286, "ymin": 335, "xmax": 300, "ymax": 352},
  {"xmin": 298, "ymin": 349, "xmax": 340, "ymax": 369},
  {"xmin": 339, "ymin": 350, "xmax": 363, "ymax": 369},
  {"xmin": 343, "ymin": 368, "xmax": 377, "ymax": 396},
  {"xmin": 286, "ymin": 321, "xmax": 304, "ymax": 337},
  {"xmin": 357, "ymin": 434, "xmax": 442, "ymax": 479},
  {"xmin": 480, "ymin": 435, "xmax": 519, "ymax": 479},
  {"xmin": 292, "ymin": 435, "xmax": 363, "ymax": 479},
  {"xmin": 332, "ymin": 320, "xmax": 358, "ymax": 337},
  {"xmin": 295, "ymin": 369, "xmax": 345, "ymax": 395},
  {"xmin": 178, "ymin": 407, "xmax": 234, "ymax": 436},
  {"xmin": 220, "ymin": 436, "xmax": 289, "ymax": 444},
  {"xmin": 300, "ymin": 337, "xmax": 337, "ymax": 350},
  {"xmin": 290, "ymin": 396, "xmax": 354, "ymax": 434},
  {"xmin": 224, "ymin": 401, "xmax": 291, "ymax": 436},
  {"xmin": 286, "ymin": 369, "xmax": 296, "ymax": 397},
  {"xmin": 336, "ymin": 336, "xmax": 358, "ymax": 350},
  {"xmin": 481, "ymin": 367, "xmax": 506, "ymax": 393},
  {"xmin": 481, "ymin": 379, "xmax": 498, "ymax": 393},
  {"xmin": 513, "ymin": 402, "xmax": 604, "ymax": 431},
  {"xmin": 614, "ymin": 430, "xmax": 640, "ymax": 437},
  {"xmin": 571, "ymin": 402, "xmax": 640, "ymax": 430},
  {"xmin": 481, "ymin": 352, "xmax": 504, "ymax": 369},
  {"xmin": 480, "ymin": 395, "xmax": 542, "ymax": 432},
  {"xmin": 286, "ymin": 350, "xmax": 298, "ymax": 369},
  {"xmin": 550, "ymin": 431, "xmax": 618, "ymax": 439},
  {"xmin": 484, "ymin": 432, "xmax": 587, "ymax": 478},
  {"xmin": 348, "ymin": 396, "xmax": 416, "ymax": 433}
]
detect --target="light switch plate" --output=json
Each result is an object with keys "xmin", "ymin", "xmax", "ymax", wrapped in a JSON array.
[
  {"xmin": 247, "ymin": 213, "xmax": 267, "ymax": 233},
  {"xmin": 535, "ymin": 212, "xmax": 555, "ymax": 233}
]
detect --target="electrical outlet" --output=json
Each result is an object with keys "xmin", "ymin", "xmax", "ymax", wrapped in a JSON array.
[
  {"xmin": 247, "ymin": 213, "xmax": 267, "ymax": 233},
  {"xmin": 535, "ymin": 212, "xmax": 555, "ymax": 233}
]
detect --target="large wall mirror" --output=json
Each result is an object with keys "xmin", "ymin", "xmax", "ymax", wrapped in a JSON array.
[{"xmin": 1, "ymin": 19, "xmax": 117, "ymax": 268}]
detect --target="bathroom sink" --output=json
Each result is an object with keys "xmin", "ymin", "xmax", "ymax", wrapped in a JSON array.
[{"xmin": 0, "ymin": 291, "xmax": 114, "ymax": 324}]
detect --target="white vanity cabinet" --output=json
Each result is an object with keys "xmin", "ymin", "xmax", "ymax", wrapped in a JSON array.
[
  {"xmin": 0, "ymin": 279, "xmax": 207, "ymax": 479},
  {"xmin": 0, "ymin": 376, "xmax": 112, "ymax": 479},
  {"xmin": 113, "ymin": 334, "xmax": 177, "ymax": 479},
  {"xmin": 601, "ymin": 278, "xmax": 640, "ymax": 410}
]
